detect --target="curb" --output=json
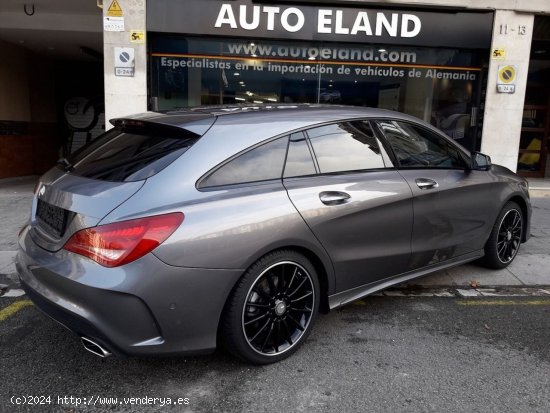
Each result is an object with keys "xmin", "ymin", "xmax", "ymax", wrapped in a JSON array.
[
  {"xmin": 371, "ymin": 285, "xmax": 550, "ymax": 298},
  {"xmin": 3, "ymin": 285, "xmax": 550, "ymax": 299},
  {"xmin": 529, "ymin": 188, "xmax": 550, "ymax": 197}
]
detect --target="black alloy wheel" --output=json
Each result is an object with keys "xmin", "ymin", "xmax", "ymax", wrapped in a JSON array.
[
  {"xmin": 481, "ymin": 201, "xmax": 524, "ymax": 269},
  {"xmin": 221, "ymin": 250, "xmax": 320, "ymax": 364},
  {"xmin": 496, "ymin": 208, "xmax": 523, "ymax": 264}
]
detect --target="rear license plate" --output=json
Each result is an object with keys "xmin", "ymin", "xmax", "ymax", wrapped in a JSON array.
[{"xmin": 36, "ymin": 199, "xmax": 70, "ymax": 237}]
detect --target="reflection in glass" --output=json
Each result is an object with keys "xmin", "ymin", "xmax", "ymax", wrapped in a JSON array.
[
  {"xmin": 201, "ymin": 136, "xmax": 288, "ymax": 187},
  {"xmin": 307, "ymin": 122, "xmax": 386, "ymax": 173},
  {"xmin": 284, "ymin": 132, "xmax": 316, "ymax": 177}
]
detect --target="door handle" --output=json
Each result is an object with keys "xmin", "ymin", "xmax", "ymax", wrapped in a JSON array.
[
  {"xmin": 319, "ymin": 191, "xmax": 351, "ymax": 205},
  {"xmin": 415, "ymin": 178, "xmax": 439, "ymax": 190}
]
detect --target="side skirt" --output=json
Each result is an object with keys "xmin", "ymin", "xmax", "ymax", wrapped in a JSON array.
[{"xmin": 328, "ymin": 250, "xmax": 484, "ymax": 309}]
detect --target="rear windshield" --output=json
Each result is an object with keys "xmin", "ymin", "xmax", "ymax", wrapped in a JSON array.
[{"xmin": 65, "ymin": 126, "xmax": 200, "ymax": 182}]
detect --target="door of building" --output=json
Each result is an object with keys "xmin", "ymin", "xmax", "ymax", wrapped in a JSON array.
[{"xmin": 518, "ymin": 16, "xmax": 550, "ymax": 178}]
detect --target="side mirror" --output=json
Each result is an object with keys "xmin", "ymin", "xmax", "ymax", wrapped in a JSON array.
[{"xmin": 471, "ymin": 151, "xmax": 492, "ymax": 171}]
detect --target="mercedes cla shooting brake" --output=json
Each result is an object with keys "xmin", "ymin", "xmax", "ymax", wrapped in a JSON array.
[{"xmin": 17, "ymin": 105, "xmax": 531, "ymax": 364}]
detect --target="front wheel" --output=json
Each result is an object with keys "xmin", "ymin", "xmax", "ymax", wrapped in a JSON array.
[
  {"xmin": 481, "ymin": 201, "xmax": 524, "ymax": 269},
  {"xmin": 220, "ymin": 250, "xmax": 320, "ymax": 364}
]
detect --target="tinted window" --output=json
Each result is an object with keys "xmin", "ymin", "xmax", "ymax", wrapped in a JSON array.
[
  {"xmin": 284, "ymin": 132, "xmax": 316, "ymax": 178},
  {"xmin": 307, "ymin": 121, "xmax": 386, "ymax": 173},
  {"xmin": 376, "ymin": 121, "xmax": 466, "ymax": 168},
  {"xmin": 68, "ymin": 127, "xmax": 199, "ymax": 182},
  {"xmin": 201, "ymin": 136, "xmax": 288, "ymax": 187}
]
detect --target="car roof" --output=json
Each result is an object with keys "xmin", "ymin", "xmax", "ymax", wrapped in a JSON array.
[{"xmin": 112, "ymin": 104, "xmax": 426, "ymax": 131}]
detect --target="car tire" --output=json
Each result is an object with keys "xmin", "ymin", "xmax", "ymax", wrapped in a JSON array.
[
  {"xmin": 220, "ymin": 250, "xmax": 320, "ymax": 364},
  {"xmin": 481, "ymin": 201, "xmax": 524, "ymax": 269}
]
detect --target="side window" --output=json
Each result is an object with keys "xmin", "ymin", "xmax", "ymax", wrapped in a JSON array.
[
  {"xmin": 284, "ymin": 132, "xmax": 317, "ymax": 178},
  {"xmin": 200, "ymin": 136, "xmax": 288, "ymax": 188},
  {"xmin": 377, "ymin": 120, "xmax": 466, "ymax": 169},
  {"xmin": 306, "ymin": 121, "xmax": 387, "ymax": 174}
]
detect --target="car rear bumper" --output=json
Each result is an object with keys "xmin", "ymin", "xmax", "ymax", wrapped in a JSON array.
[{"xmin": 16, "ymin": 226, "xmax": 243, "ymax": 356}]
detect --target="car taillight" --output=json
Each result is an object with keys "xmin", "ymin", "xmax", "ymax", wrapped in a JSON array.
[{"xmin": 63, "ymin": 213, "xmax": 184, "ymax": 267}]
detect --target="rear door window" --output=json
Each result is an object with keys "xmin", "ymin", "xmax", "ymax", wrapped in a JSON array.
[
  {"xmin": 283, "ymin": 132, "xmax": 317, "ymax": 178},
  {"xmin": 68, "ymin": 126, "xmax": 200, "ymax": 182},
  {"xmin": 200, "ymin": 136, "xmax": 288, "ymax": 188},
  {"xmin": 306, "ymin": 121, "xmax": 388, "ymax": 173}
]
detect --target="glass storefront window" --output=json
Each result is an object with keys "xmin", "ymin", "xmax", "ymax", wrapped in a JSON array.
[
  {"xmin": 517, "ymin": 17, "xmax": 550, "ymax": 177},
  {"xmin": 149, "ymin": 35, "xmax": 487, "ymax": 151}
]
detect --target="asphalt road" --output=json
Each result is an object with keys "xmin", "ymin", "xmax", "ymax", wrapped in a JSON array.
[{"xmin": 1, "ymin": 295, "xmax": 549, "ymax": 412}]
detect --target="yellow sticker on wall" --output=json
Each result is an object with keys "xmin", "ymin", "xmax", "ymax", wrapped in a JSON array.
[
  {"xmin": 492, "ymin": 48, "xmax": 506, "ymax": 59},
  {"xmin": 130, "ymin": 30, "xmax": 146, "ymax": 43}
]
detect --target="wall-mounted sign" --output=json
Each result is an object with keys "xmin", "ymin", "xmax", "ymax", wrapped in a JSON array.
[
  {"xmin": 499, "ymin": 24, "xmax": 527, "ymax": 36},
  {"xmin": 104, "ymin": 16, "xmax": 124, "ymax": 32},
  {"xmin": 114, "ymin": 47, "xmax": 135, "ymax": 77},
  {"xmin": 147, "ymin": 0, "xmax": 493, "ymax": 48},
  {"xmin": 497, "ymin": 65, "xmax": 516, "ymax": 94},
  {"xmin": 64, "ymin": 97, "xmax": 97, "ymax": 130},
  {"xmin": 107, "ymin": 0, "xmax": 123, "ymax": 17},
  {"xmin": 214, "ymin": 5, "xmax": 422, "ymax": 37},
  {"xmin": 492, "ymin": 48, "xmax": 506, "ymax": 59},
  {"xmin": 130, "ymin": 30, "xmax": 146, "ymax": 43}
]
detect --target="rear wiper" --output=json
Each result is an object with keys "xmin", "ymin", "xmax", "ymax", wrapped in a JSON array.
[{"xmin": 56, "ymin": 157, "xmax": 73, "ymax": 171}]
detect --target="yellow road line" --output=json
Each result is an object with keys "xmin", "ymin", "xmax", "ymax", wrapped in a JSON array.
[
  {"xmin": 457, "ymin": 299, "xmax": 550, "ymax": 306},
  {"xmin": 0, "ymin": 300, "xmax": 33, "ymax": 322}
]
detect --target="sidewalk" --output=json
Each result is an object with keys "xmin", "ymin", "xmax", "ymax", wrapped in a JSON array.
[
  {"xmin": 0, "ymin": 176, "xmax": 35, "ymax": 292},
  {"xmin": 1, "ymin": 175, "xmax": 549, "ymax": 296}
]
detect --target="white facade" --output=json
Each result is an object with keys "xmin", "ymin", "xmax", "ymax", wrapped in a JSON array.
[
  {"xmin": 481, "ymin": 10, "xmax": 535, "ymax": 171},
  {"xmin": 103, "ymin": 0, "xmax": 147, "ymax": 127}
]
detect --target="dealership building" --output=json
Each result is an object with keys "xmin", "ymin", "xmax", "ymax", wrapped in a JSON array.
[{"xmin": 1, "ymin": 0, "xmax": 550, "ymax": 178}]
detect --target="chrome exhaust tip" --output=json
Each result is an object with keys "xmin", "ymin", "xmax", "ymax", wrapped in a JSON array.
[{"xmin": 81, "ymin": 337, "xmax": 112, "ymax": 358}]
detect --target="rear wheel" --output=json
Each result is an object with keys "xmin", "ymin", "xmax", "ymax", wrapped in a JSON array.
[
  {"xmin": 221, "ymin": 250, "xmax": 319, "ymax": 364},
  {"xmin": 481, "ymin": 201, "xmax": 523, "ymax": 269}
]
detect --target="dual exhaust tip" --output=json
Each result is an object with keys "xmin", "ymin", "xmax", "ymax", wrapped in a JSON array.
[{"xmin": 81, "ymin": 337, "xmax": 112, "ymax": 358}]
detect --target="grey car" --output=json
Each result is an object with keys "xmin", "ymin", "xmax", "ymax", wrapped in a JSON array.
[{"xmin": 16, "ymin": 105, "xmax": 531, "ymax": 364}]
